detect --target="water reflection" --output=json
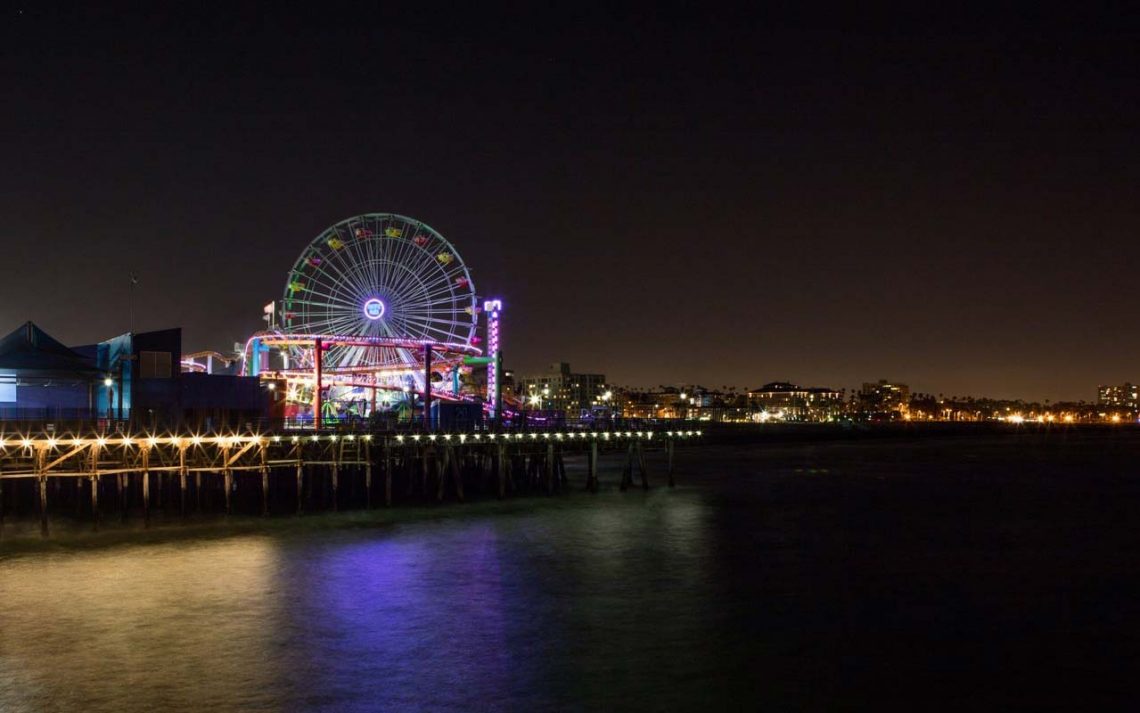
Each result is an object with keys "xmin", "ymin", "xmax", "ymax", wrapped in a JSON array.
[
  {"xmin": 0, "ymin": 538, "xmax": 282, "ymax": 711},
  {"xmin": 0, "ymin": 491, "xmax": 716, "ymax": 712}
]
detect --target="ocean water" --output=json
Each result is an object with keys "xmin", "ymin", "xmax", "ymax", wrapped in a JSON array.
[{"xmin": 2, "ymin": 431, "xmax": 1139, "ymax": 710}]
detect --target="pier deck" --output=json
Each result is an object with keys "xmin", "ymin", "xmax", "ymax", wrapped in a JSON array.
[{"xmin": 0, "ymin": 428, "xmax": 702, "ymax": 536}]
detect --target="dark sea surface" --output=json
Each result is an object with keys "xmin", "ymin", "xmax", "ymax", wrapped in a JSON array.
[{"xmin": 2, "ymin": 430, "xmax": 1140, "ymax": 711}]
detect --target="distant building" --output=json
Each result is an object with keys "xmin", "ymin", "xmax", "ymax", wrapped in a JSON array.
[
  {"xmin": 858, "ymin": 379, "xmax": 911, "ymax": 416},
  {"xmin": 747, "ymin": 382, "xmax": 844, "ymax": 421},
  {"xmin": 1097, "ymin": 383, "xmax": 1138, "ymax": 408},
  {"xmin": 518, "ymin": 362, "xmax": 607, "ymax": 416}
]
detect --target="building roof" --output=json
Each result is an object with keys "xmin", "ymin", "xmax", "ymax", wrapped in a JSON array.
[
  {"xmin": 751, "ymin": 382, "xmax": 803, "ymax": 393},
  {"xmin": 0, "ymin": 322, "xmax": 99, "ymax": 375},
  {"xmin": 750, "ymin": 382, "xmax": 839, "ymax": 394}
]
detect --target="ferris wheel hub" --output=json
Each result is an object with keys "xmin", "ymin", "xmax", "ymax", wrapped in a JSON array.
[{"xmin": 362, "ymin": 298, "xmax": 386, "ymax": 321}]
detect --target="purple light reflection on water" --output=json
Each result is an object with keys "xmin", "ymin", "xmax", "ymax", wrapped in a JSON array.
[{"xmin": 275, "ymin": 525, "xmax": 523, "ymax": 710}]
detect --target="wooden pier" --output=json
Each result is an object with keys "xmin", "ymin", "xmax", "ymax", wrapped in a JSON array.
[{"xmin": 0, "ymin": 429, "xmax": 702, "ymax": 536}]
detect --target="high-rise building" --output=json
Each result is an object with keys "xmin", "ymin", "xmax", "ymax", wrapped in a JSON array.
[
  {"xmin": 1097, "ymin": 383, "xmax": 1138, "ymax": 408},
  {"xmin": 517, "ymin": 362, "xmax": 607, "ymax": 416},
  {"xmin": 858, "ymin": 380, "xmax": 910, "ymax": 415}
]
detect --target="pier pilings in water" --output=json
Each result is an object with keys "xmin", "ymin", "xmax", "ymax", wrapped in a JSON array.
[{"xmin": 0, "ymin": 429, "xmax": 701, "ymax": 536}]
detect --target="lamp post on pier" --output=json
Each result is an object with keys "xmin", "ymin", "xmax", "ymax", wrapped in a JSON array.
[{"xmin": 103, "ymin": 377, "xmax": 114, "ymax": 421}]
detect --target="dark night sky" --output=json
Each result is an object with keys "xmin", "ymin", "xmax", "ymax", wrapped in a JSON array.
[{"xmin": 2, "ymin": 4, "xmax": 1138, "ymax": 400}]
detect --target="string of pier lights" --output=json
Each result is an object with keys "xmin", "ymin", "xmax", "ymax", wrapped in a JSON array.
[
  {"xmin": 0, "ymin": 430, "xmax": 703, "ymax": 450},
  {"xmin": 0, "ymin": 433, "xmax": 279, "ymax": 450},
  {"xmin": 386, "ymin": 430, "xmax": 701, "ymax": 445}
]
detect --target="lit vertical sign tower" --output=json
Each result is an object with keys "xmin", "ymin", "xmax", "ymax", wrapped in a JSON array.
[{"xmin": 484, "ymin": 299, "xmax": 502, "ymax": 422}]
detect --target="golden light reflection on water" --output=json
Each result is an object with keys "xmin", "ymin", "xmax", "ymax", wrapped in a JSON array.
[{"xmin": 0, "ymin": 537, "xmax": 282, "ymax": 712}]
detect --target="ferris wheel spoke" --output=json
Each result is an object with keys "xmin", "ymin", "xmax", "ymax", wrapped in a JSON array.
[
  {"xmin": 342, "ymin": 241, "xmax": 378, "ymax": 302},
  {"xmin": 323, "ymin": 237, "xmax": 373, "ymax": 303},
  {"xmin": 288, "ymin": 268, "xmax": 358, "ymax": 311},
  {"xmin": 404, "ymin": 280, "xmax": 462, "ymax": 305},
  {"xmin": 403, "ymin": 319, "xmax": 474, "ymax": 342},
  {"xmin": 397, "ymin": 243, "xmax": 445, "ymax": 290},
  {"xmin": 398, "ymin": 293, "xmax": 463, "ymax": 315},
  {"xmin": 324, "ymin": 312, "xmax": 365, "ymax": 335},
  {"xmin": 415, "ymin": 274, "xmax": 460, "ymax": 302},
  {"xmin": 298, "ymin": 271, "xmax": 359, "ymax": 314},
  {"xmin": 289, "ymin": 285, "xmax": 359, "ymax": 307},
  {"xmin": 373, "ymin": 224, "xmax": 404, "ymax": 294},
  {"xmin": 391, "ymin": 270, "xmax": 437, "ymax": 307},
  {"xmin": 400, "ymin": 314, "xmax": 470, "ymax": 340},
  {"xmin": 367, "ymin": 228, "xmax": 385, "ymax": 298},
  {"xmin": 386, "ymin": 253, "xmax": 433, "ymax": 303},
  {"xmin": 385, "ymin": 313, "xmax": 416, "ymax": 342},
  {"xmin": 291, "ymin": 260, "xmax": 366, "ymax": 313}
]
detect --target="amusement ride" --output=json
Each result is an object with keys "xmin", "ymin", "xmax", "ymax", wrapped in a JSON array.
[{"xmin": 241, "ymin": 213, "xmax": 503, "ymax": 428}]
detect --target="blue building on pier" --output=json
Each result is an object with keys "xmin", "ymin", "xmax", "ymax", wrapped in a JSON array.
[
  {"xmin": 0, "ymin": 321, "xmax": 267, "ymax": 428},
  {"xmin": 0, "ymin": 322, "xmax": 102, "ymax": 420}
]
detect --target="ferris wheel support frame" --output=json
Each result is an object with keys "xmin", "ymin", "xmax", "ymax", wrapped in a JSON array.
[
  {"xmin": 315, "ymin": 341, "xmax": 438, "ymax": 430},
  {"xmin": 242, "ymin": 332, "xmax": 479, "ymax": 428}
]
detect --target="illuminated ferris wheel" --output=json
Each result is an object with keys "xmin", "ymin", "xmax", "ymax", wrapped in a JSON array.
[{"xmin": 281, "ymin": 213, "xmax": 479, "ymax": 372}]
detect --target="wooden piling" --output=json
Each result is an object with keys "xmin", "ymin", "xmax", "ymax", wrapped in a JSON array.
[
  {"xmin": 448, "ymin": 445, "xmax": 464, "ymax": 502},
  {"xmin": 88, "ymin": 442, "xmax": 100, "ymax": 530},
  {"xmin": 220, "ymin": 442, "xmax": 232, "ymax": 515},
  {"xmin": 436, "ymin": 446, "xmax": 448, "ymax": 501},
  {"xmin": 364, "ymin": 444, "xmax": 373, "ymax": 509},
  {"xmin": 384, "ymin": 445, "xmax": 392, "ymax": 507},
  {"xmin": 38, "ymin": 476, "xmax": 48, "ymax": 538},
  {"xmin": 556, "ymin": 447, "xmax": 567, "ymax": 489},
  {"xmin": 179, "ymin": 446, "xmax": 188, "ymax": 518},
  {"xmin": 117, "ymin": 473, "xmax": 126, "ymax": 521},
  {"xmin": 295, "ymin": 460, "xmax": 303, "ymax": 515},
  {"xmin": 141, "ymin": 448, "xmax": 151, "ymax": 525},
  {"xmin": 636, "ymin": 441, "xmax": 649, "ymax": 490},
  {"xmin": 420, "ymin": 449, "xmax": 429, "ymax": 497},
  {"xmin": 497, "ymin": 443, "xmax": 506, "ymax": 499},
  {"xmin": 587, "ymin": 440, "xmax": 598, "ymax": 493},
  {"xmin": 90, "ymin": 475, "xmax": 99, "ymax": 530},
  {"xmin": 36, "ymin": 447, "xmax": 48, "ymax": 537},
  {"xmin": 259, "ymin": 443, "xmax": 269, "ymax": 516},
  {"xmin": 620, "ymin": 442, "xmax": 634, "ymax": 491},
  {"xmin": 545, "ymin": 442, "xmax": 555, "ymax": 494}
]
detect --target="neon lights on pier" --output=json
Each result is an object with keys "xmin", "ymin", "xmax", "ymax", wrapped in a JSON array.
[{"xmin": 484, "ymin": 299, "xmax": 502, "ymax": 419}]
